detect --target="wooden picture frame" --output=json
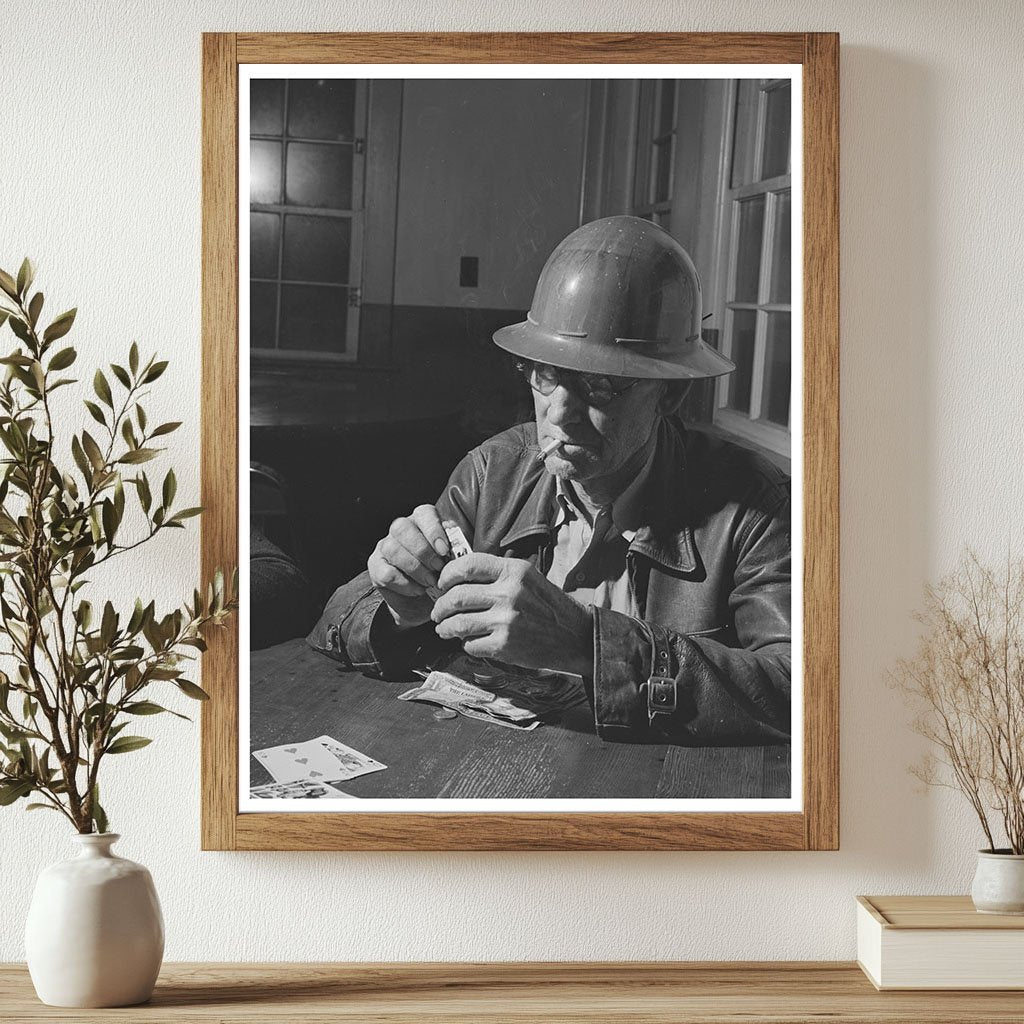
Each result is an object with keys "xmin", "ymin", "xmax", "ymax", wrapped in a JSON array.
[{"xmin": 201, "ymin": 32, "xmax": 839, "ymax": 851}]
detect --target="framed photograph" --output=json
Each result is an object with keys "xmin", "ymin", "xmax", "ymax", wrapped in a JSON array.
[{"xmin": 201, "ymin": 32, "xmax": 838, "ymax": 850}]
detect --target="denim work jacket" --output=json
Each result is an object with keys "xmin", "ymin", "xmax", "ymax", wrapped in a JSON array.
[{"xmin": 307, "ymin": 418, "xmax": 791, "ymax": 745}]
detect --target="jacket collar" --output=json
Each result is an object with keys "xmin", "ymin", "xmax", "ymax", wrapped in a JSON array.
[{"xmin": 498, "ymin": 419, "xmax": 698, "ymax": 574}]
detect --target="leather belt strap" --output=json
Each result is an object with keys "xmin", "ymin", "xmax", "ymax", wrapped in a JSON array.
[{"xmin": 640, "ymin": 621, "xmax": 676, "ymax": 726}]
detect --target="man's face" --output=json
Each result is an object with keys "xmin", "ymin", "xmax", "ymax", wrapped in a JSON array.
[{"xmin": 532, "ymin": 367, "xmax": 665, "ymax": 491}]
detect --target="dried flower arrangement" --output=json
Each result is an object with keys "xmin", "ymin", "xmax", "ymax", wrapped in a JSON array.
[{"xmin": 895, "ymin": 551, "xmax": 1024, "ymax": 854}]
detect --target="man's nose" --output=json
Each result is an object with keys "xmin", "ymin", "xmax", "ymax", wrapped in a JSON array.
[{"xmin": 544, "ymin": 383, "xmax": 587, "ymax": 426}]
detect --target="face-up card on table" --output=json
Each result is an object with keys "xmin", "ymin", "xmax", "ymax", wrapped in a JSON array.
[
  {"xmin": 252, "ymin": 735, "xmax": 386, "ymax": 784},
  {"xmin": 249, "ymin": 780, "xmax": 355, "ymax": 799}
]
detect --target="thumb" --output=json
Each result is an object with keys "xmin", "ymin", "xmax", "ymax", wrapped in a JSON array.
[{"xmin": 437, "ymin": 552, "xmax": 508, "ymax": 592}]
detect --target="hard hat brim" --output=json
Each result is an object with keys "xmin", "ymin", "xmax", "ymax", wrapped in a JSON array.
[{"xmin": 493, "ymin": 319, "xmax": 736, "ymax": 380}]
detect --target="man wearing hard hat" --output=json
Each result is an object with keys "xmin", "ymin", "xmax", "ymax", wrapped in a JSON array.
[{"xmin": 309, "ymin": 216, "xmax": 791, "ymax": 744}]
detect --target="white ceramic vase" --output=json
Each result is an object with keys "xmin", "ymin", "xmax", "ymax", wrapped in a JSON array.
[
  {"xmin": 25, "ymin": 833, "xmax": 164, "ymax": 1007},
  {"xmin": 971, "ymin": 850, "xmax": 1024, "ymax": 915}
]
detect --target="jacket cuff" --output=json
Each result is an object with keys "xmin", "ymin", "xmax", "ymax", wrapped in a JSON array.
[
  {"xmin": 591, "ymin": 606, "xmax": 655, "ymax": 740},
  {"xmin": 306, "ymin": 584, "xmax": 386, "ymax": 672}
]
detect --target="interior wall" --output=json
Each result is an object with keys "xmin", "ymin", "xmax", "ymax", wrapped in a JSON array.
[
  {"xmin": 393, "ymin": 78, "xmax": 586, "ymax": 309},
  {"xmin": 2, "ymin": 0, "xmax": 1024, "ymax": 963}
]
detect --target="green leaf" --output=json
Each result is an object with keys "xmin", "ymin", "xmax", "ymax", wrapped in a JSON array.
[
  {"xmin": 0, "ymin": 269, "xmax": 18, "ymax": 300},
  {"xmin": 9, "ymin": 317, "xmax": 31, "ymax": 344},
  {"xmin": 121, "ymin": 418, "xmax": 137, "ymax": 449},
  {"xmin": 150, "ymin": 421, "xmax": 181, "ymax": 438},
  {"xmin": 26, "ymin": 803, "xmax": 61, "ymax": 813},
  {"xmin": 106, "ymin": 735, "xmax": 152, "ymax": 755},
  {"xmin": 0, "ymin": 310, "xmax": 9, "ymax": 331},
  {"xmin": 113, "ymin": 475, "xmax": 125, "ymax": 521},
  {"xmin": 71, "ymin": 435, "xmax": 92, "ymax": 482},
  {"xmin": 168, "ymin": 507, "xmax": 202, "ymax": 524},
  {"xmin": 175, "ymin": 679, "xmax": 210, "ymax": 701},
  {"xmin": 91, "ymin": 785, "xmax": 108, "ymax": 834},
  {"xmin": 136, "ymin": 473, "xmax": 152, "ymax": 513},
  {"xmin": 101, "ymin": 498, "xmax": 116, "ymax": 546},
  {"xmin": 129, "ymin": 342, "xmax": 139, "ymax": 375},
  {"xmin": 16, "ymin": 258, "xmax": 34, "ymax": 298},
  {"xmin": 110, "ymin": 363, "xmax": 131, "ymax": 388},
  {"xmin": 124, "ymin": 700, "xmax": 173, "ymax": 716},
  {"xmin": 43, "ymin": 308, "xmax": 76, "ymax": 344},
  {"xmin": 142, "ymin": 360, "xmax": 168, "ymax": 383},
  {"xmin": 0, "ymin": 779, "xmax": 33, "ymax": 805},
  {"xmin": 27, "ymin": 292, "xmax": 43, "ymax": 328},
  {"xmin": 48, "ymin": 346, "xmax": 77, "ymax": 371},
  {"xmin": 81, "ymin": 431, "xmax": 105, "ymax": 471},
  {"xmin": 84, "ymin": 400, "xmax": 106, "ymax": 427},
  {"xmin": 118, "ymin": 448, "xmax": 158, "ymax": 465},
  {"xmin": 93, "ymin": 369, "xmax": 113, "ymax": 408},
  {"xmin": 136, "ymin": 404, "xmax": 147, "ymax": 432},
  {"xmin": 76, "ymin": 600, "xmax": 93, "ymax": 631},
  {"xmin": 162, "ymin": 468, "xmax": 176, "ymax": 508},
  {"xmin": 100, "ymin": 601, "xmax": 117, "ymax": 647}
]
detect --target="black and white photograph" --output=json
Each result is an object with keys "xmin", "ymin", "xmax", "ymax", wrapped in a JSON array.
[{"xmin": 242, "ymin": 69, "xmax": 800, "ymax": 809}]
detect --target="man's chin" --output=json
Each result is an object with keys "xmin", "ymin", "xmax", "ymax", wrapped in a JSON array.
[{"xmin": 544, "ymin": 449, "xmax": 600, "ymax": 480}]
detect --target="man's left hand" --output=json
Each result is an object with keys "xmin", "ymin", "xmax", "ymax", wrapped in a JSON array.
[{"xmin": 431, "ymin": 554, "xmax": 594, "ymax": 676}]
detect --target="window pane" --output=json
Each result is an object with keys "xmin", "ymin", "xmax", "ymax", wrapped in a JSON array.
[
  {"xmin": 730, "ymin": 80, "xmax": 758, "ymax": 188},
  {"xmin": 279, "ymin": 284, "xmax": 349, "ymax": 352},
  {"xmin": 250, "ymin": 282, "xmax": 277, "ymax": 349},
  {"xmin": 250, "ymin": 212, "xmax": 279, "ymax": 279},
  {"xmin": 285, "ymin": 142, "xmax": 353, "ymax": 209},
  {"xmin": 654, "ymin": 139, "xmax": 673, "ymax": 203},
  {"xmin": 762, "ymin": 82, "xmax": 791, "ymax": 179},
  {"xmin": 250, "ymin": 140, "xmax": 281, "ymax": 205},
  {"xmin": 283, "ymin": 215, "xmax": 351, "ymax": 283},
  {"xmin": 732, "ymin": 196, "xmax": 765, "ymax": 302},
  {"xmin": 657, "ymin": 80, "xmax": 676, "ymax": 137},
  {"xmin": 769, "ymin": 190, "xmax": 792, "ymax": 304},
  {"xmin": 251, "ymin": 80, "xmax": 283, "ymax": 136},
  {"xmin": 762, "ymin": 312, "xmax": 791, "ymax": 426},
  {"xmin": 288, "ymin": 79, "xmax": 357, "ymax": 141},
  {"xmin": 726, "ymin": 310, "xmax": 757, "ymax": 414}
]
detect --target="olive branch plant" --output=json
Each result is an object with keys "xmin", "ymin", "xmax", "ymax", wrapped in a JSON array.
[
  {"xmin": 894, "ymin": 551, "xmax": 1024, "ymax": 854},
  {"xmin": 0, "ymin": 259, "xmax": 236, "ymax": 834}
]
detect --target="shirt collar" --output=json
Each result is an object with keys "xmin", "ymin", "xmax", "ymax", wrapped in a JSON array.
[
  {"xmin": 554, "ymin": 439, "xmax": 658, "ymax": 544},
  {"xmin": 498, "ymin": 419, "xmax": 698, "ymax": 574}
]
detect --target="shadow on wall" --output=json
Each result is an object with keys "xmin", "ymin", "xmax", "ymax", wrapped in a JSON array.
[{"xmin": 838, "ymin": 48, "xmax": 936, "ymax": 869}]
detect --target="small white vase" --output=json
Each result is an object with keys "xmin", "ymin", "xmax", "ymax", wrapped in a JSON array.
[
  {"xmin": 25, "ymin": 833, "xmax": 164, "ymax": 1007},
  {"xmin": 971, "ymin": 849, "xmax": 1024, "ymax": 915}
]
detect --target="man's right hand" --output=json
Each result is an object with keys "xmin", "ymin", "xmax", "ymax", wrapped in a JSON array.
[{"xmin": 367, "ymin": 504, "xmax": 452, "ymax": 630}]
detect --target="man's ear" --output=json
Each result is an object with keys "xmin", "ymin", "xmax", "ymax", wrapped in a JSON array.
[{"xmin": 657, "ymin": 380, "xmax": 692, "ymax": 417}]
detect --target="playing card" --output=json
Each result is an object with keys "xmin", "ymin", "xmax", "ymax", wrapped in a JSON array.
[
  {"xmin": 249, "ymin": 780, "xmax": 355, "ymax": 799},
  {"xmin": 312, "ymin": 735, "xmax": 387, "ymax": 780},
  {"xmin": 253, "ymin": 736, "xmax": 386, "ymax": 784}
]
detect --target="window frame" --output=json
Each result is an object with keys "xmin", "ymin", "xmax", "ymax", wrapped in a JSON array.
[
  {"xmin": 249, "ymin": 78, "xmax": 368, "ymax": 363},
  {"xmin": 712, "ymin": 78, "xmax": 793, "ymax": 458}
]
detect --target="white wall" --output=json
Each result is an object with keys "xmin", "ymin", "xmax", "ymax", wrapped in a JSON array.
[{"xmin": 2, "ymin": 0, "xmax": 1023, "ymax": 962}]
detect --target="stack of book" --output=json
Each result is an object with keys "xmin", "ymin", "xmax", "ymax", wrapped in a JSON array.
[{"xmin": 857, "ymin": 895, "xmax": 1024, "ymax": 990}]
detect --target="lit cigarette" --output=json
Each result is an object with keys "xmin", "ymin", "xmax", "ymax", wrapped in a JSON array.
[{"xmin": 537, "ymin": 438, "xmax": 562, "ymax": 461}]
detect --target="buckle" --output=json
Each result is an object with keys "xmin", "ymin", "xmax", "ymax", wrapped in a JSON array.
[{"xmin": 642, "ymin": 623, "xmax": 676, "ymax": 725}]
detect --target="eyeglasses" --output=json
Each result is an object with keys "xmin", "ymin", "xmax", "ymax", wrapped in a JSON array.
[{"xmin": 515, "ymin": 359, "xmax": 641, "ymax": 409}]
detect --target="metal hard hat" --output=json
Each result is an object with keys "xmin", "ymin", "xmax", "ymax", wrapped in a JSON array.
[{"xmin": 493, "ymin": 216, "xmax": 735, "ymax": 379}]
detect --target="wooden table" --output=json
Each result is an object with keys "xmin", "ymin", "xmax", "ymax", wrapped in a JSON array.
[
  {"xmin": 250, "ymin": 640, "xmax": 789, "ymax": 799},
  {"xmin": 3, "ymin": 962, "xmax": 1023, "ymax": 1022}
]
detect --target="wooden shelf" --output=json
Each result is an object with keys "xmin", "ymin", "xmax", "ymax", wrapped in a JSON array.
[{"xmin": 3, "ymin": 962, "xmax": 1024, "ymax": 1022}]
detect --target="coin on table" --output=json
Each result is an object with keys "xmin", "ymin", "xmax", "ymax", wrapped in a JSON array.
[{"xmin": 433, "ymin": 708, "xmax": 458, "ymax": 720}]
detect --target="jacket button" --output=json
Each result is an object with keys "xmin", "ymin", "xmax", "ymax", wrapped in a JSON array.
[{"xmin": 575, "ymin": 572, "xmax": 586, "ymax": 583}]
